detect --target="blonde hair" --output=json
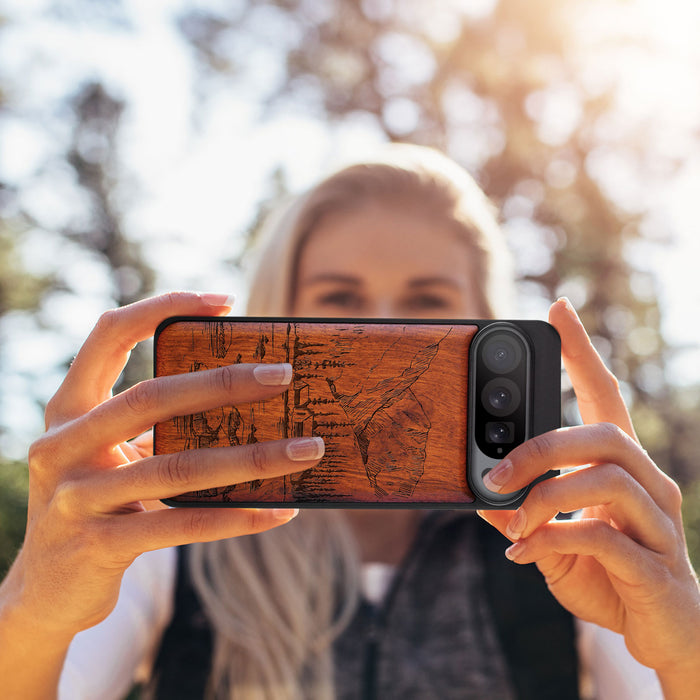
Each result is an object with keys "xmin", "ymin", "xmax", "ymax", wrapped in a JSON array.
[
  {"xmin": 189, "ymin": 512, "xmax": 359, "ymax": 700},
  {"xmin": 246, "ymin": 143, "xmax": 514, "ymax": 318},
  {"xmin": 188, "ymin": 144, "xmax": 514, "ymax": 699}
]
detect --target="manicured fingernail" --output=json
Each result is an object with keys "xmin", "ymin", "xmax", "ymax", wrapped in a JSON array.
[
  {"xmin": 506, "ymin": 509, "xmax": 527, "ymax": 540},
  {"xmin": 199, "ymin": 293, "xmax": 236, "ymax": 309},
  {"xmin": 273, "ymin": 508, "xmax": 299, "ymax": 521},
  {"xmin": 483, "ymin": 460, "xmax": 512, "ymax": 493},
  {"xmin": 286, "ymin": 437, "xmax": 325, "ymax": 461},
  {"xmin": 505, "ymin": 541, "xmax": 527, "ymax": 561},
  {"xmin": 254, "ymin": 363, "xmax": 293, "ymax": 386},
  {"xmin": 557, "ymin": 296, "xmax": 578, "ymax": 319}
]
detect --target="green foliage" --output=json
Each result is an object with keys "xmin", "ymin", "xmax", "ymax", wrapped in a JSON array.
[
  {"xmin": 0, "ymin": 225, "xmax": 54, "ymax": 316},
  {"xmin": 0, "ymin": 460, "xmax": 28, "ymax": 577},
  {"xmin": 682, "ymin": 478, "xmax": 700, "ymax": 572}
]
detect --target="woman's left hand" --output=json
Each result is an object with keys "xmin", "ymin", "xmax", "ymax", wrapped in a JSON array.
[{"xmin": 478, "ymin": 298, "xmax": 700, "ymax": 696}]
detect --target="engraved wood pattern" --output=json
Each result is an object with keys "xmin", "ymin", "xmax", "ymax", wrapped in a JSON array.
[{"xmin": 154, "ymin": 320, "xmax": 478, "ymax": 505}]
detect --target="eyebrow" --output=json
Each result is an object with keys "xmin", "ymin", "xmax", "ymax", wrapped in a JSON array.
[
  {"xmin": 407, "ymin": 277, "xmax": 462, "ymax": 290},
  {"xmin": 302, "ymin": 273, "xmax": 362, "ymax": 286}
]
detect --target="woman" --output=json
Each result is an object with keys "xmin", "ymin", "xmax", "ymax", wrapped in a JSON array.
[{"xmin": 0, "ymin": 145, "xmax": 697, "ymax": 699}]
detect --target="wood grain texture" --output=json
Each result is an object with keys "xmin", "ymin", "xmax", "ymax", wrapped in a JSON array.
[{"xmin": 154, "ymin": 320, "xmax": 478, "ymax": 505}]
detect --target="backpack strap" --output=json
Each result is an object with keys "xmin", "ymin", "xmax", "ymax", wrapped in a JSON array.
[{"xmin": 477, "ymin": 515, "xmax": 580, "ymax": 700}]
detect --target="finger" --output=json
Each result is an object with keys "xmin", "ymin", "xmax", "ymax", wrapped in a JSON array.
[
  {"xmin": 548, "ymin": 298, "xmax": 636, "ymax": 439},
  {"xmin": 109, "ymin": 507, "xmax": 301, "ymax": 558},
  {"xmin": 476, "ymin": 509, "xmax": 516, "ymax": 539},
  {"xmin": 87, "ymin": 437, "xmax": 325, "ymax": 507},
  {"xmin": 65, "ymin": 362, "xmax": 293, "ymax": 457},
  {"xmin": 503, "ymin": 517, "xmax": 662, "ymax": 588},
  {"xmin": 128, "ymin": 430, "xmax": 153, "ymax": 459},
  {"xmin": 120, "ymin": 441, "xmax": 143, "ymax": 462},
  {"xmin": 503, "ymin": 464, "xmax": 675, "ymax": 554},
  {"xmin": 47, "ymin": 292, "xmax": 235, "ymax": 424},
  {"xmin": 483, "ymin": 423, "xmax": 680, "ymax": 514},
  {"xmin": 121, "ymin": 431, "xmax": 152, "ymax": 461}
]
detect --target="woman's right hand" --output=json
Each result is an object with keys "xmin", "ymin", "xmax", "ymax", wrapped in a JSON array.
[{"xmin": 1, "ymin": 292, "xmax": 323, "ymax": 642}]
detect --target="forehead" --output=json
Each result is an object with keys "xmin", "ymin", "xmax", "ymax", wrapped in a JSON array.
[{"xmin": 298, "ymin": 203, "xmax": 472, "ymax": 281}]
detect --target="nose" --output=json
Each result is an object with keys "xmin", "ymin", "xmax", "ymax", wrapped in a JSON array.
[{"xmin": 368, "ymin": 300, "xmax": 398, "ymax": 318}]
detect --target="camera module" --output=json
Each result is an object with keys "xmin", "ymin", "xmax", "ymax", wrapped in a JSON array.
[
  {"xmin": 467, "ymin": 320, "xmax": 560, "ymax": 507},
  {"xmin": 470, "ymin": 323, "xmax": 531, "ymax": 463}
]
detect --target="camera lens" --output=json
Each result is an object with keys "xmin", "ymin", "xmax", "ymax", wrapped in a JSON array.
[
  {"xmin": 489, "ymin": 387, "xmax": 511, "ymax": 411},
  {"xmin": 482, "ymin": 334, "xmax": 523, "ymax": 374},
  {"xmin": 481, "ymin": 378, "xmax": 521, "ymax": 417},
  {"xmin": 486, "ymin": 421, "xmax": 514, "ymax": 444}
]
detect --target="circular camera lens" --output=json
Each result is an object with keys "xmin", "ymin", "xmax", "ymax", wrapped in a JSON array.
[
  {"xmin": 489, "ymin": 386, "xmax": 511, "ymax": 411},
  {"xmin": 481, "ymin": 378, "xmax": 521, "ymax": 417},
  {"xmin": 482, "ymin": 334, "xmax": 523, "ymax": 374},
  {"xmin": 486, "ymin": 421, "xmax": 514, "ymax": 444}
]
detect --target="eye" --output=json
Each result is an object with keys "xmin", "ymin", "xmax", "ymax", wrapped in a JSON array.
[
  {"xmin": 315, "ymin": 290, "xmax": 366, "ymax": 311},
  {"xmin": 402, "ymin": 294, "xmax": 451, "ymax": 312}
]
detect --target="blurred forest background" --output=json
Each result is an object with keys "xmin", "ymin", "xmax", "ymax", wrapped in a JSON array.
[{"xmin": 1, "ymin": 0, "xmax": 700, "ymax": 575}]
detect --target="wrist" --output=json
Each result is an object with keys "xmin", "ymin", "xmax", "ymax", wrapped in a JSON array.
[
  {"xmin": 1, "ymin": 593, "xmax": 76, "ymax": 652},
  {"xmin": 0, "ymin": 558, "xmax": 74, "ymax": 698},
  {"xmin": 0, "ymin": 550, "xmax": 77, "ymax": 649},
  {"xmin": 656, "ymin": 657, "xmax": 700, "ymax": 700}
]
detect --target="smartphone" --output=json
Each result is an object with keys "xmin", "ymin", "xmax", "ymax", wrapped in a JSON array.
[{"xmin": 153, "ymin": 317, "xmax": 560, "ymax": 509}]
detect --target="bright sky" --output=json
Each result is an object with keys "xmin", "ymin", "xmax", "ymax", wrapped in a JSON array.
[{"xmin": 1, "ymin": 0, "xmax": 699, "ymax": 456}]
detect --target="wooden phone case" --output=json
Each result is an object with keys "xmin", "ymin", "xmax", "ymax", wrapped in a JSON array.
[{"xmin": 153, "ymin": 318, "xmax": 559, "ymax": 508}]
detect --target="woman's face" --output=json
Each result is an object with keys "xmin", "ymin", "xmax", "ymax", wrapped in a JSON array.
[{"xmin": 293, "ymin": 202, "xmax": 485, "ymax": 319}]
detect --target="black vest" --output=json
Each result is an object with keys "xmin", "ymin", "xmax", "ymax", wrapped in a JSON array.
[{"xmin": 148, "ymin": 514, "xmax": 579, "ymax": 699}]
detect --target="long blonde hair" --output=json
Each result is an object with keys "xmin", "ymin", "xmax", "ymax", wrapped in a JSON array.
[
  {"xmin": 188, "ymin": 144, "xmax": 513, "ymax": 699},
  {"xmin": 188, "ymin": 512, "xmax": 359, "ymax": 700}
]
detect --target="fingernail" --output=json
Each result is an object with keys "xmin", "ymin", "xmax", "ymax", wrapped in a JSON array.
[
  {"xmin": 506, "ymin": 509, "xmax": 527, "ymax": 540},
  {"xmin": 505, "ymin": 541, "xmax": 527, "ymax": 561},
  {"xmin": 199, "ymin": 293, "xmax": 236, "ymax": 309},
  {"xmin": 286, "ymin": 437, "xmax": 325, "ymax": 461},
  {"xmin": 483, "ymin": 460, "xmax": 512, "ymax": 493},
  {"xmin": 254, "ymin": 363, "xmax": 293, "ymax": 386},
  {"xmin": 273, "ymin": 508, "xmax": 299, "ymax": 521},
  {"xmin": 557, "ymin": 296, "xmax": 578, "ymax": 319}
]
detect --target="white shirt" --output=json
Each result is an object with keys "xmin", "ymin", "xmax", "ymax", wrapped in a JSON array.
[
  {"xmin": 59, "ymin": 548, "xmax": 663, "ymax": 700},
  {"xmin": 59, "ymin": 548, "xmax": 176, "ymax": 700}
]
